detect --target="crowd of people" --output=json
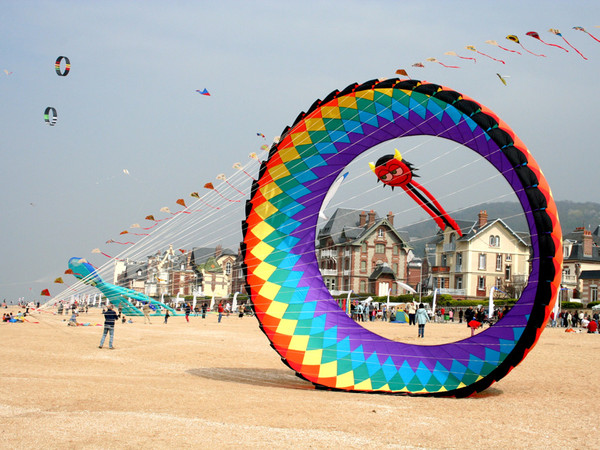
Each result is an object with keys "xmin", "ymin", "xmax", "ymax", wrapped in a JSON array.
[{"xmin": 551, "ymin": 309, "xmax": 599, "ymax": 333}]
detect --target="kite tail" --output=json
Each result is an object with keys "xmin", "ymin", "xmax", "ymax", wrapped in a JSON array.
[
  {"xmin": 584, "ymin": 30, "xmax": 600, "ymax": 43},
  {"xmin": 225, "ymin": 180, "xmax": 246, "ymax": 195},
  {"xmin": 560, "ymin": 37, "xmax": 588, "ymax": 59},
  {"xmin": 476, "ymin": 51, "xmax": 505, "ymax": 64},
  {"xmin": 212, "ymin": 188, "xmax": 241, "ymax": 203},
  {"xmin": 519, "ymin": 43, "xmax": 545, "ymax": 57},
  {"xmin": 497, "ymin": 45, "xmax": 521, "ymax": 55}
]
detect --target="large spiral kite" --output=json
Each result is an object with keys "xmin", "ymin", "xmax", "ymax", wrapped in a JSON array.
[{"xmin": 242, "ymin": 78, "xmax": 562, "ymax": 397}]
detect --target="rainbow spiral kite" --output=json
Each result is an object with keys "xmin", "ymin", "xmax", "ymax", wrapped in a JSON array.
[{"xmin": 242, "ymin": 78, "xmax": 562, "ymax": 397}]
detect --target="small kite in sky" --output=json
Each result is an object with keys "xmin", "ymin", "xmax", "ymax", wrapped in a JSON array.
[
  {"xmin": 526, "ymin": 30, "xmax": 568, "ymax": 52},
  {"xmin": 496, "ymin": 73, "xmax": 509, "ymax": 86},
  {"xmin": 190, "ymin": 191, "xmax": 220, "ymax": 210},
  {"xmin": 123, "ymin": 169, "xmax": 130, "ymax": 175},
  {"xmin": 444, "ymin": 51, "xmax": 477, "ymax": 62},
  {"xmin": 395, "ymin": 69, "xmax": 409, "ymax": 77},
  {"xmin": 573, "ymin": 26, "xmax": 600, "ymax": 43},
  {"xmin": 41, "ymin": 289, "xmax": 51, "ymax": 297},
  {"xmin": 425, "ymin": 57, "xmax": 459, "ymax": 68},
  {"xmin": 3, "ymin": 69, "xmax": 13, "ymax": 75},
  {"xmin": 216, "ymin": 173, "xmax": 245, "ymax": 195},
  {"xmin": 412, "ymin": 62, "xmax": 425, "ymax": 68},
  {"xmin": 233, "ymin": 162, "xmax": 254, "ymax": 179},
  {"xmin": 260, "ymin": 144, "xmax": 269, "ymax": 151},
  {"xmin": 44, "ymin": 107, "xmax": 57, "ymax": 126},
  {"xmin": 485, "ymin": 40, "xmax": 521, "ymax": 55},
  {"xmin": 547, "ymin": 29, "xmax": 587, "ymax": 59},
  {"xmin": 465, "ymin": 46, "xmax": 505, "ymax": 64},
  {"xmin": 257, "ymin": 132, "xmax": 266, "ymax": 139},
  {"xmin": 106, "ymin": 239, "xmax": 135, "ymax": 245},
  {"xmin": 55, "ymin": 56, "xmax": 70, "ymax": 76},
  {"xmin": 249, "ymin": 152, "xmax": 259, "ymax": 161},
  {"xmin": 92, "ymin": 248, "xmax": 124, "ymax": 261},
  {"xmin": 204, "ymin": 182, "xmax": 240, "ymax": 203},
  {"xmin": 120, "ymin": 230, "xmax": 149, "ymax": 236},
  {"xmin": 506, "ymin": 35, "xmax": 545, "ymax": 56},
  {"xmin": 195, "ymin": 89, "xmax": 210, "ymax": 96},
  {"xmin": 370, "ymin": 149, "xmax": 462, "ymax": 236}
]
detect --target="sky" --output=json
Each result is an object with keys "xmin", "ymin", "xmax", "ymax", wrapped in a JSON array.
[{"xmin": 2, "ymin": 0, "xmax": 599, "ymax": 302}]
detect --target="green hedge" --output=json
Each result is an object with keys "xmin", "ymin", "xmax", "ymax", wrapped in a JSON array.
[{"xmin": 561, "ymin": 301, "xmax": 585, "ymax": 309}]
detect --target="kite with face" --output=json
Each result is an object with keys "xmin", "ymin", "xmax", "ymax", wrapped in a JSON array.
[{"xmin": 369, "ymin": 149, "xmax": 462, "ymax": 236}]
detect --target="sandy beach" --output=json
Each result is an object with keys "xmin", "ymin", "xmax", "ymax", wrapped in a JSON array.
[{"xmin": 1, "ymin": 307, "xmax": 598, "ymax": 449}]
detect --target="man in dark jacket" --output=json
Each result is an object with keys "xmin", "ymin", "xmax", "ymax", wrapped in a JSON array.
[{"xmin": 99, "ymin": 304, "xmax": 119, "ymax": 349}]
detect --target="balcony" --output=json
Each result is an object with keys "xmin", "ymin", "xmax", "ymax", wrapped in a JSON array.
[
  {"xmin": 320, "ymin": 249, "xmax": 336, "ymax": 259},
  {"xmin": 321, "ymin": 269, "xmax": 337, "ymax": 276},
  {"xmin": 431, "ymin": 266, "xmax": 450, "ymax": 273},
  {"xmin": 454, "ymin": 264, "xmax": 462, "ymax": 273},
  {"xmin": 443, "ymin": 243, "xmax": 456, "ymax": 252},
  {"xmin": 439, "ymin": 288, "xmax": 466, "ymax": 296},
  {"xmin": 343, "ymin": 269, "xmax": 351, "ymax": 276}
]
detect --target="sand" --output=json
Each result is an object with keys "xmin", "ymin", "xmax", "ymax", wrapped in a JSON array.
[{"xmin": 1, "ymin": 307, "xmax": 598, "ymax": 449}]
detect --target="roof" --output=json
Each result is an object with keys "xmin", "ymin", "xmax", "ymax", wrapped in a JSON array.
[
  {"xmin": 190, "ymin": 247, "xmax": 234, "ymax": 265},
  {"xmin": 318, "ymin": 208, "xmax": 410, "ymax": 248},
  {"xmin": 428, "ymin": 217, "xmax": 529, "ymax": 247},
  {"xmin": 369, "ymin": 263, "xmax": 396, "ymax": 281},
  {"xmin": 564, "ymin": 243, "xmax": 600, "ymax": 262},
  {"xmin": 564, "ymin": 228, "xmax": 600, "ymax": 247},
  {"xmin": 579, "ymin": 270, "xmax": 600, "ymax": 280}
]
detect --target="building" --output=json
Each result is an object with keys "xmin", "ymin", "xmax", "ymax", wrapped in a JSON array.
[
  {"xmin": 190, "ymin": 245, "xmax": 237, "ymax": 298},
  {"xmin": 316, "ymin": 208, "xmax": 412, "ymax": 296},
  {"xmin": 427, "ymin": 210, "xmax": 530, "ymax": 299},
  {"xmin": 562, "ymin": 226, "xmax": 600, "ymax": 304}
]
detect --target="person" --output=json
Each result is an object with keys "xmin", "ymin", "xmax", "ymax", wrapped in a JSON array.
[
  {"xmin": 587, "ymin": 317, "xmax": 597, "ymax": 334},
  {"xmin": 217, "ymin": 302, "xmax": 224, "ymax": 323},
  {"xmin": 185, "ymin": 302, "xmax": 191, "ymax": 323},
  {"xmin": 225, "ymin": 302, "xmax": 231, "ymax": 317},
  {"xmin": 201, "ymin": 302, "xmax": 207, "ymax": 319},
  {"xmin": 408, "ymin": 302, "xmax": 416, "ymax": 326},
  {"xmin": 99, "ymin": 305, "xmax": 119, "ymax": 349},
  {"xmin": 164, "ymin": 310, "xmax": 170, "ymax": 324},
  {"xmin": 238, "ymin": 305, "xmax": 244, "ymax": 318},
  {"xmin": 142, "ymin": 302, "xmax": 152, "ymax": 324},
  {"xmin": 68, "ymin": 310, "xmax": 78, "ymax": 326},
  {"xmin": 416, "ymin": 303, "xmax": 429, "ymax": 338}
]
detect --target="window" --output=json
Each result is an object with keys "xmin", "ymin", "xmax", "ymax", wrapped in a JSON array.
[
  {"xmin": 489, "ymin": 235, "xmax": 500, "ymax": 247},
  {"xmin": 360, "ymin": 280, "xmax": 366, "ymax": 293},
  {"xmin": 393, "ymin": 245, "xmax": 399, "ymax": 255},
  {"xmin": 375, "ymin": 243, "xmax": 385, "ymax": 254},
  {"xmin": 441, "ymin": 254, "xmax": 447, "ymax": 266},
  {"xmin": 478, "ymin": 276, "xmax": 485, "ymax": 290},
  {"xmin": 456, "ymin": 252, "xmax": 462, "ymax": 266},
  {"xmin": 361, "ymin": 242, "xmax": 367, "ymax": 252},
  {"xmin": 478, "ymin": 253, "xmax": 486, "ymax": 270},
  {"xmin": 505, "ymin": 265, "xmax": 511, "ymax": 280},
  {"xmin": 360, "ymin": 260, "xmax": 367, "ymax": 272},
  {"xmin": 505, "ymin": 254, "xmax": 512, "ymax": 262},
  {"xmin": 496, "ymin": 277, "xmax": 503, "ymax": 289},
  {"xmin": 226, "ymin": 262, "xmax": 232, "ymax": 275},
  {"xmin": 591, "ymin": 285, "xmax": 598, "ymax": 302},
  {"xmin": 378, "ymin": 228, "xmax": 384, "ymax": 238},
  {"xmin": 344, "ymin": 258, "xmax": 350, "ymax": 270},
  {"xmin": 455, "ymin": 276, "xmax": 463, "ymax": 290},
  {"xmin": 393, "ymin": 263, "xmax": 398, "ymax": 274},
  {"xmin": 496, "ymin": 254, "xmax": 502, "ymax": 271}
]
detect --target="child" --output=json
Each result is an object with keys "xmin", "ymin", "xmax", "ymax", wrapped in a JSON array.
[{"xmin": 164, "ymin": 310, "xmax": 170, "ymax": 324}]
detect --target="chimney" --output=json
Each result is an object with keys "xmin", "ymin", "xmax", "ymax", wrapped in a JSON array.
[
  {"xmin": 387, "ymin": 211, "xmax": 394, "ymax": 226},
  {"xmin": 478, "ymin": 210, "xmax": 488, "ymax": 229},
  {"xmin": 583, "ymin": 230, "xmax": 592, "ymax": 257},
  {"xmin": 368, "ymin": 210, "xmax": 376, "ymax": 227},
  {"xmin": 215, "ymin": 244, "xmax": 223, "ymax": 258},
  {"xmin": 359, "ymin": 211, "xmax": 367, "ymax": 227}
]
